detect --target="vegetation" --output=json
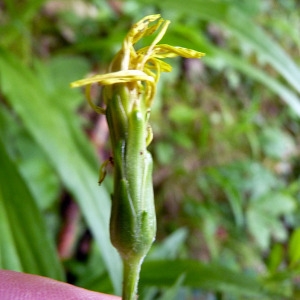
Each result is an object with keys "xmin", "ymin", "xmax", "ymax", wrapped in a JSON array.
[{"xmin": 1, "ymin": 0, "xmax": 300, "ymax": 299}]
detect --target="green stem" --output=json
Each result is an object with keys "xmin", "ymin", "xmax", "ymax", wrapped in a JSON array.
[{"xmin": 122, "ymin": 256, "xmax": 144, "ymax": 300}]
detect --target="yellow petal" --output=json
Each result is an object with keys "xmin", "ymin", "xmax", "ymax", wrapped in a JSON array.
[
  {"xmin": 70, "ymin": 70, "xmax": 154, "ymax": 88},
  {"xmin": 145, "ymin": 58, "xmax": 172, "ymax": 72},
  {"xmin": 138, "ymin": 44, "xmax": 205, "ymax": 59},
  {"xmin": 126, "ymin": 14, "xmax": 162, "ymax": 45}
]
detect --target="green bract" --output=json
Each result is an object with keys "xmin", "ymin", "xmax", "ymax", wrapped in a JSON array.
[{"xmin": 71, "ymin": 14, "xmax": 204, "ymax": 300}]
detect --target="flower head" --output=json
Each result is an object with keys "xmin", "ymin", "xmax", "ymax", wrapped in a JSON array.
[{"xmin": 71, "ymin": 14, "xmax": 205, "ymax": 109}]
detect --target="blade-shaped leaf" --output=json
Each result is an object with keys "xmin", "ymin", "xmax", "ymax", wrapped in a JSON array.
[
  {"xmin": 141, "ymin": 259, "xmax": 289, "ymax": 299},
  {"xmin": 0, "ymin": 140, "xmax": 64, "ymax": 280},
  {"xmin": 0, "ymin": 49, "xmax": 122, "ymax": 294}
]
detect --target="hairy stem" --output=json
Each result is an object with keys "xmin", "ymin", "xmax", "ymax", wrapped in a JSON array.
[{"xmin": 122, "ymin": 256, "xmax": 143, "ymax": 300}]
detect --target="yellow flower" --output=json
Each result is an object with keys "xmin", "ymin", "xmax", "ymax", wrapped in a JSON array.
[{"xmin": 70, "ymin": 14, "xmax": 205, "ymax": 109}]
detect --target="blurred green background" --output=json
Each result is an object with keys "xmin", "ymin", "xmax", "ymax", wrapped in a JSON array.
[{"xmin": 1, "ymin": 0, "xmax": 300, "ymax": 299}]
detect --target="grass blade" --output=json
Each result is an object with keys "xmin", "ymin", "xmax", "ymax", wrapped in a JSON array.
[
  {"xmin": 0, "ymin": 140, "xmax": 64, "ymax": 280},
  {"xmin": 0, "ymin": 49, "xmax": 122, "ymax": 294}
]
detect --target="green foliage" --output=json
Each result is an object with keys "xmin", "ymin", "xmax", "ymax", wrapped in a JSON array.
[
  {"xmin": 0, "ymin": 139, "xmax": 63, "ymax": 280},
  {"xmin": 1, "ymin": 0, "xmax": 300, "ymax": 299},
  {"xmin": 140, "ymin": 260, "xmax": 289, "ymax": 299},
  {"xmin": 288, "ymin": 228, "xmax": 300, "ymax": 267}
]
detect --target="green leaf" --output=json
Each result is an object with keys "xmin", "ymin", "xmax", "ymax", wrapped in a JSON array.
[
  {"xmin": 0, "ymin": 140, "xmax": 64, "ymax": 280},
  {"xmin": 288, "ymin": 228, "xmax": 300, "ymax": 267},
  {"xmin": 260, "ymin": 127, "xmax": 295, "ymax": 160},
  {"xmin": 157, "ymin": 274, "xmax": 186, "ymax": 300},
  {"xmin": 247, "ymin": 193, "xmax": 295, "ymax": 250},
  {"xmin": 267, "ymin": 243, "xmax": 284, "ymax": 273},
  {"xmin": 148, "ymin": 228, "xmax": 188, "ymax": 260},
  {"xmin": 140, "ymin": 259, "xmax": 288, "ymax": 298},
  {"xmin": 0, "ymin": 105, "xmax": 60, "ymax": 210},
  {"xmin": 168, "ymin": 104, "xmax": 197, "ymax": 124},
  {"xmin": 0, "ymin": 49, "xmax": 122, "ymax": 294},
  {"xmin": 208, "ymin": 166, "xmax": 244, "ymax": 227}
]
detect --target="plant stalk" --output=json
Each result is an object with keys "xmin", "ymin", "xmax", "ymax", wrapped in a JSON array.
[
  {"xmin": 122, "ymin": 256, "xmax": 143, "ymax": 300},
  {"xmin": 70, "ymin": 15, "xmax": 204, "ymax": 299}
]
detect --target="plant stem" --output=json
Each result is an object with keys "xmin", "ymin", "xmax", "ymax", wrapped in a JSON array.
[{"xmin": 122, "ymin": 256, "xmax": 143, "ymax": 300}]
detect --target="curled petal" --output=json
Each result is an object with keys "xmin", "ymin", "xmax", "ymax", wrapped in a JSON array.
[
  {"xmin": 145, "ymin": 58, "xmax": 172, "ymax": 72},
  {"xmin": 140, "ymin": 18, "xmax": 165, "ymax": 39},
  {"xmin": 137, "ymin": 20, "xmax": 170, "ymax": 70},
  {"xmin": 126, "ymin": 14, "xmax": 161, "ymax": 45}
]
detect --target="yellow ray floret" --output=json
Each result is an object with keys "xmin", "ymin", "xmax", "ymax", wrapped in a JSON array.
[
  {"xmin": 70, "ymin": 14, "xmax": 205, "ymax": 110},
  {"xmin": 70, "ymin": 70, "xmax": 154, "ymax": 88}
]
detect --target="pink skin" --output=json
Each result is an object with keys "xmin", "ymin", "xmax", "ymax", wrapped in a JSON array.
[{"xmin": 0, "ymin": 270, "xmax": 121, "ymax": 300}]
